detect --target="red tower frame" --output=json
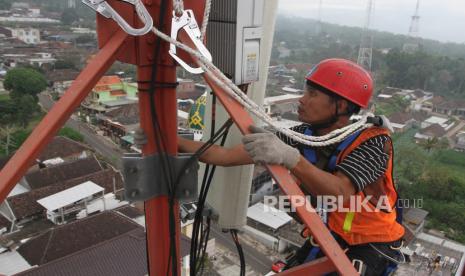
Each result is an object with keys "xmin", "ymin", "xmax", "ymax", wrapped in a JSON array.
[{"xmin": 0, "ymin": 1, "xmax": 365, "ymax": 275}]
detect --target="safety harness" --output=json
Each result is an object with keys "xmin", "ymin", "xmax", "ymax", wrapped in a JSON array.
[{"xmin": 300, "ymin": 125, "xmax": 404, "ymax": 275}]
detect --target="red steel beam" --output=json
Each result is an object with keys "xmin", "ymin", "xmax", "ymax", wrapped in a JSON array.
[
  {"xmin": 0, "ymin": 30, "xmax": 129, "ymax": 203},
  {"xmin": 202, "ymin": 75, "xmax": 359, "ymax": 275},
  {"xmin": 137, "ymin": 65, "xmax": 180, "ymax": 275}
]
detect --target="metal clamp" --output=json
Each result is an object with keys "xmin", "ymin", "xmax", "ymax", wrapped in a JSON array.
[
  {"xmin": 122, "ymin": 153, "xmax": 199, "ymax": 202},
  {"xmin": 169, "ymin": 10, "xmax": 212, "ymax": 74},
  {"xmin": 82, "ymin": 0, "xmax": 153, "ymax": 36}
]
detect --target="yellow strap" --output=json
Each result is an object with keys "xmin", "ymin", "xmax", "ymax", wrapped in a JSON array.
[{"xmin": 343, "ymin": 212, "xmax": 355, "ymax": 233}]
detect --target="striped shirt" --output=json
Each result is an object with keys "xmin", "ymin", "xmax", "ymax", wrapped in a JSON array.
[{"xmin": 276, "ymin": 124, "xmax": 390, "ymax": 192}]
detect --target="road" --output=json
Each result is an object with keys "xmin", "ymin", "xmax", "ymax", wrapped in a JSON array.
[
  {"xmin": 210, "ymin": 224, "xmax": 273, "ymax": 275},
  {"xmin": 38, "ymin": 93, "xmax": 124, "ymax": 169}
]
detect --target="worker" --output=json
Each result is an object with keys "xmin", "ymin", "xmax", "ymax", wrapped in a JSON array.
[{"xmin": 178, "ymin": 58, "xmax": 405, "ymax": 275}]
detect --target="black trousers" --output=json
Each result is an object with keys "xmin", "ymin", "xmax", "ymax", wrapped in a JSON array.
[{"xmin": 285, "ymin": 237, "xmax": 402, "ymax": 276}]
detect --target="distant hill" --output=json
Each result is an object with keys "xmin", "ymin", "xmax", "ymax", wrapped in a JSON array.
[{"xmin": 275, "ymin": 15, "xmax": 465, "ymax": 59}]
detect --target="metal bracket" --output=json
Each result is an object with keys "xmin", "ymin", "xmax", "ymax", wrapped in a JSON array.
[
  {"xmin": 169, "ymin": 9, "xmax": 212, "ymax": 74},
  {"xmin": 122, "ymin": 153, "xmax": 199, "ymax": 202}
]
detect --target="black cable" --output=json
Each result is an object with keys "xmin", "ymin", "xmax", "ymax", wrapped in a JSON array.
[
  {"xmin": 142, "ymin": 0, "xmax": 178, "ymax": 274},
  {"xmin": 189, "ymin": 119, "xmax": 233, "ymax": 275},
  {"xmin": 231, "ymin": 230, "xmax": 246, "ymax": 276}
]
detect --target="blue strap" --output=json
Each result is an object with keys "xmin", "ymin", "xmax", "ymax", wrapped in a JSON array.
[
  {"xmin": 304, "ymin": 246, "xmax": 321, "ymax": 263},
  {"xmin": 303, "ymin": 126, "xmax": 362, "ymax": 172},
  {"xmin": 327, "ymin": 130, "xmax": 362, "ymax": 172},
  {"xmin": 303, "ymin": 128, "xmax": 317, "ymax": 164}
]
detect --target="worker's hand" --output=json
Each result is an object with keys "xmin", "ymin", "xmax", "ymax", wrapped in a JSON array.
[{"xmin": 242, "ymin": 125, "xmax": 300, "ymax": 170}]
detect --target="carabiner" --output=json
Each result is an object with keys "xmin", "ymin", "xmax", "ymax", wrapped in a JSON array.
[
  {"xmin": 169, "ymin": 10, "xmax": 212, "ymax": 74},
  {"xmin": 82, "ymin": 0, "xmax": 153, "ymax": 36}
]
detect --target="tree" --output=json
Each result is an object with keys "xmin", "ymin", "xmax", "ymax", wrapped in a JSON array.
[
  {"xmin": 4, "ymin": 68, "xmax": 47, "ymax": 101},
  {"xmin": 61, "ymin": 8, "xmax": 79, "ymax": 25},
  {"xmin": 14, "ymin": 95, "xmax": 40, "ymax": 127}
]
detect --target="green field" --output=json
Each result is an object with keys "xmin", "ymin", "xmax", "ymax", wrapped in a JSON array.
[{"xmin": 0, "ymin": 94, "xmax": 10, "ymax": 101}]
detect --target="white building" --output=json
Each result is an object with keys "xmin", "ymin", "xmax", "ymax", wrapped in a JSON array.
[{"xmin": 10, "ymin": 28, "xmax": 40, "ymax": 44}]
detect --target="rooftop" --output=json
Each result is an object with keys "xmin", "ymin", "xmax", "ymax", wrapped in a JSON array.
[
  {"xmin": 247, "ymin": 202, "xmax": 292, "ymax": 230},
  {"xmin": 37, "ymin": 181, "xmax": 104, "ymax": 211},
  {"xmin": 24, "ymin": 156, "xmax": 102, "ymax": 190},
  {"xmin": 16, "ymin": 229, "xmax": 191, "ymax": 276},
  {"xmin": 37, "ymin": 136, "xmax": 91, "ymax": 162},
  {"xmin": 8, "ymin": 169, "xmax": 123, "ymax": 220},
  {"xmin": 17, "ymin": 211, "xmax": 142, "ymax": 266}
]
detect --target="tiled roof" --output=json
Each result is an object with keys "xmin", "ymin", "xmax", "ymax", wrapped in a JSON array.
[
  {"xmin": 17, "ymin": 211, "xmax": 142, "ymax": 266},
  {"xmin": 16, "ymin": 229, "xmax": 191, "ymax": 276},
  {"xmin": 96, "ymin": 76, "xmax": 121, "ymax": 87},
  {"xmin": 436, "ymin": 100, "xmax": 465, "ymax": 110},
  {"xmin": 8, "ymin": 169, "xmax": 123, "ymax": 220},
  {"xmin": 419, "ymin": 124, "xmax": 446, "ymax": 137},
  {"xmin": 24, "ymin": 157, "xmax": 102, "ymax": 190},
  {"xmin": 388, "ymin": 112, "xmax": 415, "ymax": 124},
  {"xmin": 104, "ymin": 103, "xmax": 139, "ymax": 125},
  {"xmin": 46, "ymin": 69, "xmax": 80, "ymax": 83},
  {"xmin": 116, "ymin": 205, "xmax": 144, "ymax": 219},
  {"xmin": 37, "ymin": 136, "xmax": 91, "ymax": 162}
]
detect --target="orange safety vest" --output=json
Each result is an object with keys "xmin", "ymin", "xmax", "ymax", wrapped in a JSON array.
[
  {"xmin": 303, "ymin": 127, "xmax": 405, "ymax": 245},
  {"xmin": 328, "ymin": 127, "xmax": 404, "ymax": 245}
]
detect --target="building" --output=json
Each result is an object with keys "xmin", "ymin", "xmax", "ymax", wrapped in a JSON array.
[
  {"xmin": 7, "ymin": 210, "xmax": 191, "ymax": 276},
  {"xmin": 10, "ymin": 28, "xmax": 41, "ymax": 45},
  {"xmin": 420, "ymin": 115, "xmax": 454, "ymax": 130},
  {"xmin": 414, "ymin": 124, "xmax": 447, "ymax": 142},
  {"xmin": 82, "ymin": 76, "xmax": 138, "ymax": 113},
  {"xmin": 46, "ymin": 69, "xmax": 80, "ymax": 95},
  {"xmin": 402, "ymin": 208, "xmax": 429, "ymax": 244},
  {"xmin": 0, "ymin": 157, "xmax": 107, "ymax": 232},
  {"xmin": 387, "ymin": 112, "xmax": 417, "ymax": 133},
  {"xmin": 244, "ymin": 202, "xmax": 293, "ymax": 253},
  {"xmin": 36, "ymin": 136, "xmax": 92, "ymax": 165},
  {"xmin": 263, "ymin": 94, "xmax": 301, "ymax": 116},
  {"xmin": 433, "ymin": 100, "xmax": 465, "ymax": 117}
]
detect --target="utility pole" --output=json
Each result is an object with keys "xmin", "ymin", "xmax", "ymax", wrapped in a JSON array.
[
  {"xmin": 357, "ymin": 0, "xmax": 375, "ymax": 72},
  {"xmin": 403, "ymin": 0, "xmax": 421, "ymax": 53}
]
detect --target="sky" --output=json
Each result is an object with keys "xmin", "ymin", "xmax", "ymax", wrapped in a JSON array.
[{"xmin": 277, "ymin": 0, "xmax": 465, "ymax": 44}]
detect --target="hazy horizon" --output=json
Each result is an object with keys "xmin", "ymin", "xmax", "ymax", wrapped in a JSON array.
[{"xmin": 278, "ymin": 0, "xmax": 465, "ymax": 44}]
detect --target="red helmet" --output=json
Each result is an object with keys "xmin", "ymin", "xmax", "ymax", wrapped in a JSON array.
[{"xmin": 305, "ymin": 58, "xmax": 373, "ymax": 108}]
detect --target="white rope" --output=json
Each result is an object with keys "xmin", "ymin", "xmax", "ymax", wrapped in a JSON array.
[
  {"xmin": 152, "ymin": 26, "xmax": 373, "ymax": 146},
  {"xmin": 200, "ymin": 0, "xmax": 212, "ymax": 40},
  {"xmin": 173, "ymin": 0, "xmax": 184, "ymax": 15}
]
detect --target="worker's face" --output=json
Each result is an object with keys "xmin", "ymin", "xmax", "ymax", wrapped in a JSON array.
[{"xmin": 298, "ymin": 84, "xmax": 337, "ymax": 124}]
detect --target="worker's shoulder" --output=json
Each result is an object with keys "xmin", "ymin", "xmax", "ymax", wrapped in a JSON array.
[{"xmin": 359, "ymin": 126, "xmax": 391, "ymax": 140}]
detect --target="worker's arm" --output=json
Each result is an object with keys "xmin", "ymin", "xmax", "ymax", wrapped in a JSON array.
[
  {"xmin": 178, "ymin": 137, "xmax": 253, "ymax": 167},
  {"xmin": 291, "ymin": 156, "xmax": 356, "ymax": 201}
]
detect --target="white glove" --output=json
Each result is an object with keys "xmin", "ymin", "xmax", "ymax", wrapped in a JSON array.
[{"xmin": 242, "ymin": 125, "xmax": 301, "ymax": 169}]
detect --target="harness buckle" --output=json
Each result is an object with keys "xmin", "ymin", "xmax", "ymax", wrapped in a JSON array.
[
  {"xmin": 169, "ymin": 10, "xmax": 212, "ymax": 74},
  {"xmin": 82, "ymin": 0, "xmax": 153, "ymax": 36},
  {"xmin": 352, "ymin": 259, "xmax": 366, "ymax": 275}
]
